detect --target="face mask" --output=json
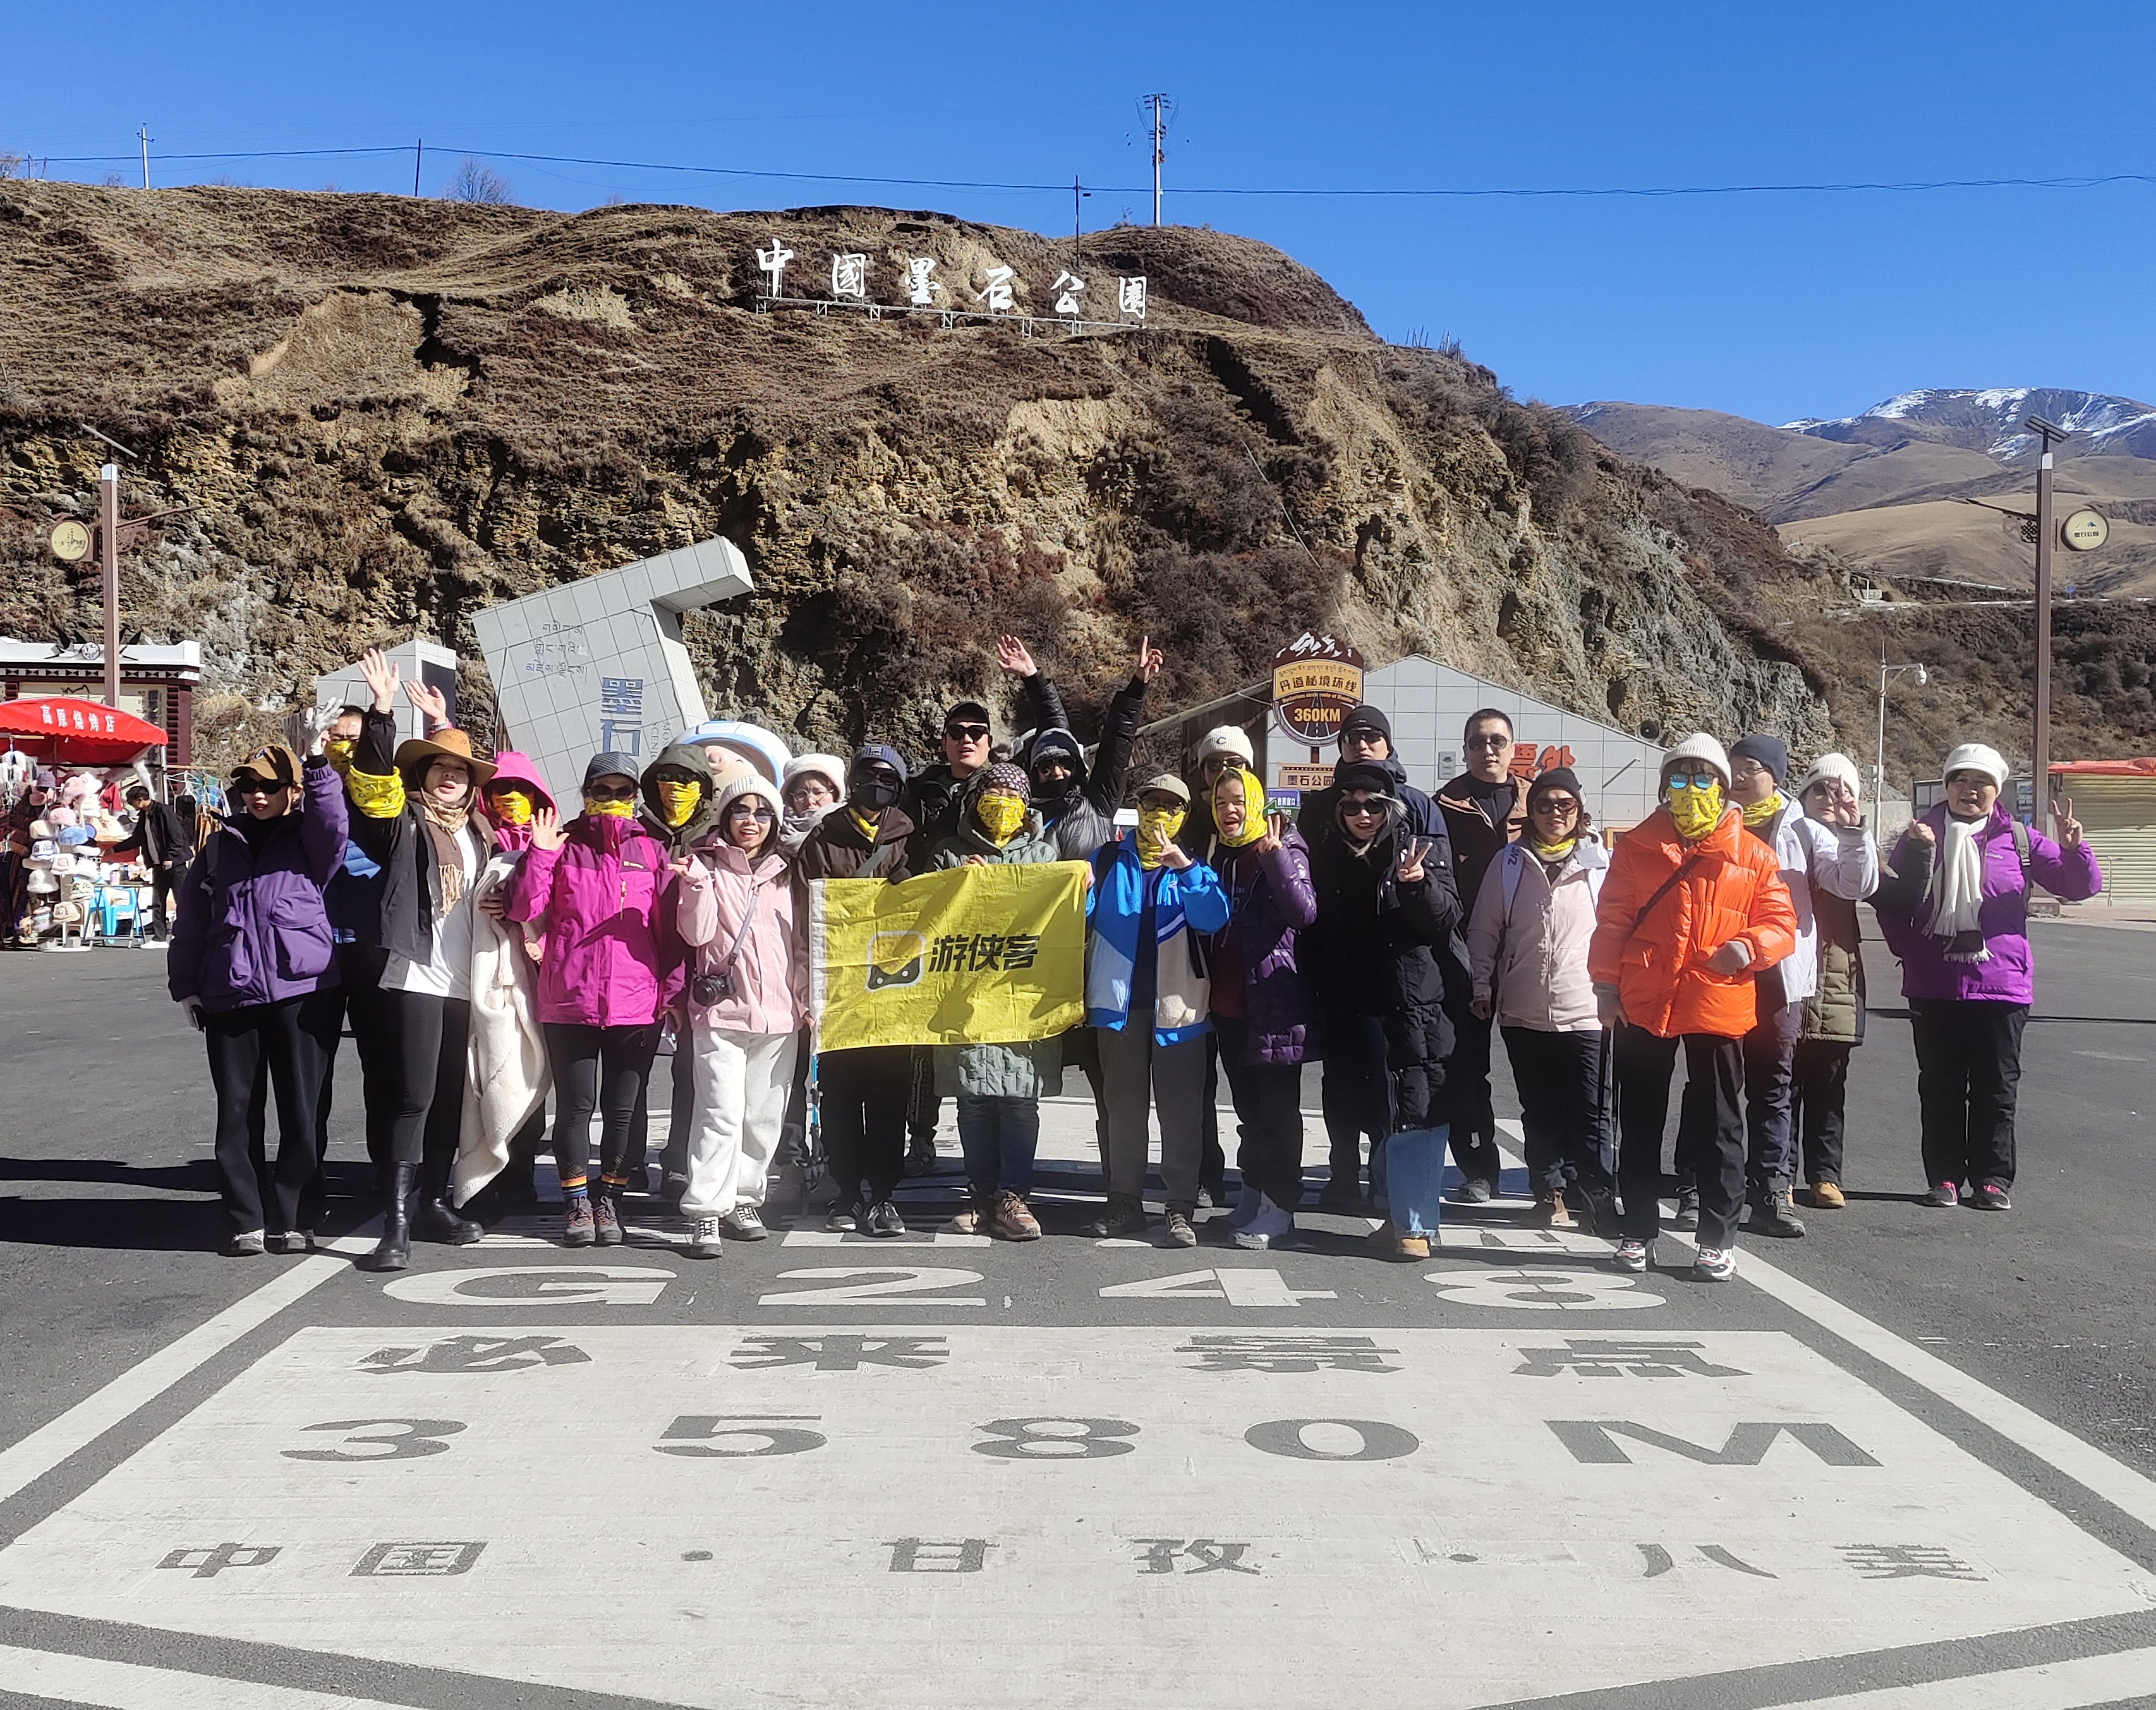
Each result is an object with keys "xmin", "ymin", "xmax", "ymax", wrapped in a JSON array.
[
  {"xmin": 655, "ymin": 779, "xmax": 703, "ymax": 828},
  {"xmin": 1136, "ymin": 805, "xmax": 1186, "ymax": 868},
  {"xmin": 322, "ymin": 736, "xmax": 356, "ymax": 774},
  {"xmin": 852, "ymin": 774, "xmax": 900, "ymax": 811},
  {"xmin": 584, "ymin": 795, "xmax": 636, "ymax": 818},
  {"xmin": 489, "ymin": 788, "xmax": 533, "ymax": 826},
  {"xmin": 1212, "ymin": 768, "xmax": 1267, "ymax": 849},
  {"xmin": 975, "ymin": 792, "xmax": 1027, "ymax": 846},
  {"xmin": 1666, "ymin": 781, "xmax": 1723, "ymax": 841},
  {"xmin": 1741, "ymin": 790, "xmax": 1783, "ymax": 829}
]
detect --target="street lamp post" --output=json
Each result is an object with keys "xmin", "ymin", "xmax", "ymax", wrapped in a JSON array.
[
  {"xmin": 2025, "ymin": 413, "xmax": 2069, "ymax": 821},
  {"xmin": 1875, "ymin": 643, "xmax": 1930, "ymax": 822}
]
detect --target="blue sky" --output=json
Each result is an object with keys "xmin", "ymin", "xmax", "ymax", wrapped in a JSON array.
[{"xmin": 8, "ymin": 1, "xmax": 2152, "ymax": 425}]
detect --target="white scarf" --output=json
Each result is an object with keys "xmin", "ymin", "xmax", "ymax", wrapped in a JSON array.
[{"xmin": 1927, "ymin": 815, "xmax": 1988, "ymax": 962}]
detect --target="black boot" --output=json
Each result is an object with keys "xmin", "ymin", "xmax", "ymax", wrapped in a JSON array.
[
  {"xmin": 412, "ymin": 1162, "xmax": 483, "ymax": 1245},
  {"xmin": 1748, "ymin": 1176, "xmax": 1807, "ymax": 1239},
  {"xmin": 363, "ymin": 1163, "xmax": 416, "ymax": 1271}
]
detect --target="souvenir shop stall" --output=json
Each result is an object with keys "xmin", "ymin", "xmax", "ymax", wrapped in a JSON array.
[{"xmin": 1, "ymin": 697, "xmax": 171, "ymax": 951}]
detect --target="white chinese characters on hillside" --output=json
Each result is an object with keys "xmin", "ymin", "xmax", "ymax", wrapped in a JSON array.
[{"xmin": 751, "ymin": 242, "xmax": 1147, "ymax": 322}]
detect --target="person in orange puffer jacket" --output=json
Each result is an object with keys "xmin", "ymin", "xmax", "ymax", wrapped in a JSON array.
[{"xmin": 1588, "ymin": 734, "xmax": 1796, "ymax": 1284}]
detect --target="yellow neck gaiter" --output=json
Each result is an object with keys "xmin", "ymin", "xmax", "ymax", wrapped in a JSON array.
[
  {"xmin": 489, "ymin": 788, "xmax": 533, "ymax": 826},
  {"xmin": 1741, "ymin": 790, "xmax": 1783, "ymax": 830},
  {"xmin": 584, "ymin": 796, "xmax": 636, "ymax": 818},
  {"xmin": 1529, "ymin": 834, "xmax": 1578, "ymax": 863},
  {"xmin": 322, "ymin": 736, "xmax": 356, "ymax": 777},
  {"xmin": 1211, "ymin": 768, "xmax": 1267, "ymax": 849},
  {"xmin": 1136, "ymin": 805, "xmax": 1186, "ymax": 869},
  {"xmin": 848, "ymin": 806, "xmax": 882, "ymax": 843},
  {"xmin": 656, "ymin": 779, "xmax": 703, "ymax": 829},
  {"xmin": 1667, "ymin": 783, "xmax": 1723, "ymax": 842},
  {"xmin": 974, "ymin": 792, "xmax": 1027, "ymax": 847}
]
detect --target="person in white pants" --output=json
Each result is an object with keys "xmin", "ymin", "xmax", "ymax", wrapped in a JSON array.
[{"xmin": 672, "ymin": 774, "xmax": 806, "ymax": 1258}]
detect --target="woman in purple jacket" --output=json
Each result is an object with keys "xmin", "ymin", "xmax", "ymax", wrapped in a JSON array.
[
  {"xmin": 169, "ymin": 734, "xmax": 348, "ymax": 1256},
  {"xmin": 1205, "ymin": 766, "xmax": 1320, "ymax": 1250},
  {"xmin": 508, "ymin": 753, "xmax": 686, "ymax": 1247},
  {"xmin": 1876, "ymin": 743, "xmax": 2101, "ymax": 1210}
]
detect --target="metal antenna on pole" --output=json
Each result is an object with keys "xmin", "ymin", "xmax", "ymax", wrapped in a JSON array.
[
  {"xmin": 2026, "ymin": 414, "xmax": 2069, "ymax": 819},
  {"xmin": 1142, "ymin": 93, "xmax": 1172, "ymax": 226},
  {"xmin": 137, "ymin": 125, "xmax": 152, "ymax": 190}
]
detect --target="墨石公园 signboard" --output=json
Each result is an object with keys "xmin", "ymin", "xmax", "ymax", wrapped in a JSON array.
[{"xmin": 1272, "ymin": 633, "xmax": 1366, "ymax": 748}]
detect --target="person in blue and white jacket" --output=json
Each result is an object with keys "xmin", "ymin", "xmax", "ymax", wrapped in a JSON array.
[{"xmin": 1085, "ymin": 773, "xmax": 1230, "ymax": 1248}]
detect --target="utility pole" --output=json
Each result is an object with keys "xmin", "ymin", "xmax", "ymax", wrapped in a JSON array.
[
  {"xmin": 1073, "ymin": 174, "xmax": 1082, "ymax": 251},
  {"xmin": 2027, "ymin": 414, "xmax": 2068, "ymax": 820},
  {"xmin": 1873, "ymin": 642, "xmax": 1928, "ymax": 822},
  {"xmin": 137, "ymin": 125, "xmax": 152, "ymax": 190},
  {"xmin": 99, "ymin": 464, "xmax": 121, "ymax": 707},
  {"xmin": 414, "ymin": 138, "xmax": 424, "ymax": 198},
  {"xmin": 1144, "ymin": 93, "xmax": 1171, "ymax": 226}
]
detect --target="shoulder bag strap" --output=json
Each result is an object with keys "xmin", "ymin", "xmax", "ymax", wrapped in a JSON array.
[{"xmin": 1631, "ymin": 851, "xmax": 1704, "ymax": 937}]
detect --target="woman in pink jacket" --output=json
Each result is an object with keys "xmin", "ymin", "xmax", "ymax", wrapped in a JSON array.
[
  {"xmin": 671, "ymin": 774, "xmax": 806, "ymax": 1258},
  {"xmin": 508, "ymin": 752, "xmax": 686, "ymax": 1247}
]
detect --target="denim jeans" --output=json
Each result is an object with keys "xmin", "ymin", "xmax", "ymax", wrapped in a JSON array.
[
  {"xmin": 955, "ymin": 1095, "xmax": 1041, "ymax": 1199},
  {"xmin": 1384, "ymin": 1124, "xmax": 1451, "ymax": 1237}
]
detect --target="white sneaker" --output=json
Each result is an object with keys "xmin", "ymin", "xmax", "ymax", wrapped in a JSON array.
[
  {"xmin": 1692, "ymin": 1245, "xmax": 1736, "ymax": 1282},
  {"xmin": 1234, "ymin": 1195, "xmax": 1295, "ymax": 1250},
  {"xmin": 721, "ymin": 1206, "xmax": 767, "ymax": 1241},
  {"xmin": 686, "ymin": 1216, "xmax": 724, "ymax": 1259},
  {"xmin": 1612, "ymin": 1238, "xmax": 1651, "ymax": 1274}
]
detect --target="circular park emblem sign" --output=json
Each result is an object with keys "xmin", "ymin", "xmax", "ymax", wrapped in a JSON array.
[{"xmin": 1271, "ymin": 632, "xmax": 1366, "ymax": 747}]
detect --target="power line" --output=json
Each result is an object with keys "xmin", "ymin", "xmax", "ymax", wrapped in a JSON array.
[{"xmin": 28, "ymin": 142, "xmax": 2156, "ymax": 200}]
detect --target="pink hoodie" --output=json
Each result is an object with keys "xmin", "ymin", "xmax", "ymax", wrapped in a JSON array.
[{"xmin": 481, "ymin": 751, "xmax": 555, "ymax": 854}]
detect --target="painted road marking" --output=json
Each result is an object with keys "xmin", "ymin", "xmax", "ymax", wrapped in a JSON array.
[
  {"xmin": 1753, "ymin": 1644, "xmax": 2156, "ymax": 1709},
  {"xmin": 0, "ymin": 1644, "xmax": 424, "ymax": 1710},
  {"xmin": 379, "ymin": 1267, "xmax": 676, "ymax": 1308},
  {"xmin": 758, "ymin": 1267, "xmax": 989, "ymax": 1307},
  {"xmin": 1424, "ymin": 1270, "xmax": 1666, "ymax": 1310},
  {"xmin": 1099, "ymin": 1268, "xmax": 1337, "ymax": 1308},
  {"xmin": 0, "ymin": 1326, "xmax": 2141, "ymax": 1710}
]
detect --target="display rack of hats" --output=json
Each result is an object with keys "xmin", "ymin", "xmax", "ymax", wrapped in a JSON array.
[{"xmin": 12, "ymin": 770, "xmax": 159, "ymax": 950}]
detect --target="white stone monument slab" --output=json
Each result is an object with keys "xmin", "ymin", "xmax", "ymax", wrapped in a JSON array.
[
  {"xmin": 310, "ymin": 638, "xmax": 460, "ymax": 751},
  {"xmin": 469, "ymin": 537, "xmax": 755, "ymax": 807}
]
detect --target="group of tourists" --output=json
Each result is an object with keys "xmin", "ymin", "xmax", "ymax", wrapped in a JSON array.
[{"xmin": 166, "ymin": 635, "xmax": 2102, "ymax": 1279}]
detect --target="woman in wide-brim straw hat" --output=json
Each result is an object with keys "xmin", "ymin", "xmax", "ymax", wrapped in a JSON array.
[
  {"xmin": 1873, "ymin": 742, "xmax": 2101, "ymax": 1211},
  {"xmin": 345, "ymin": 679, "xmax": 500, "ymax": 1271}
]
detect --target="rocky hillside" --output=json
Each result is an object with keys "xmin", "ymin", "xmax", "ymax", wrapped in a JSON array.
[{"xmin": 5, "ymin": 183, "xmax": 1850, "ymax": 778}]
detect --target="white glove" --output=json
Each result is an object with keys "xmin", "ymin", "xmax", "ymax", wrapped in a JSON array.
[
  {"xmin": 284, "ymin": 705, "xmax": 329, "ymax": 758},
  {"xmin": 180, "ymin": 995, "xmax": 206, "ymax": 1031}
]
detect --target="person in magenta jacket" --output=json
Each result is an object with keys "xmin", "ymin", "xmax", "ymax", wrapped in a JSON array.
[
  {"xmin": 508, "ymin": 752, "xmax": 686, "ymax": 1247},
  {"xmin": 1875, "ymin": 742, "xmax": 2101, "ymax": 1210}
]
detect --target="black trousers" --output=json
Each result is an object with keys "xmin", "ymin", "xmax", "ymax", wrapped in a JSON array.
[
  {"xmin": 1319, "ymin": 1013, "xmax": 1392, "ymax": 1192},
  {"xmin": 545, "ymin": 1021, "xmax": 662, "ymax": 1193},
  {"xmin": 819, "ymin": 1043, "xmax": 913, "ymax": 1205},
  {"xmin": 146, "ymin": 861, "xmax": 181, "ymax": 940},
  {"xmin": 1613, "ymin": 1024, "xmax": 1745, "ymax": 1249},
  {"xmin": 1909, "ymin": 998, "xmax": 2027, "ymax": 1193},
  {"xmin": 906, "ymin": 1045, "xmax": 942, "ymax": 1148},
  {"xmin": 1791, "ymin": 1039, "xmax": 1851, "ymax": 1186},
  {"xmin": 319, "ymin": 942, "xmax": 396, "ymax": 1175},
  {"xmin": 1199, "ymin": 1032, "xmax": 1227, "ymax": 1195},
  {"xmin": 205, "ymin": 992, "xmax": 338, "ymax": 1238},
  {"xmin": 1501, "ymin": 1025, "xmax": 1612, "ymax": 1197},
  {"xmin": 1214, "ymin": 1017, "xmax": 1306, "ymax": 1210},
  {"xmin": 1060, "ymin": 1025, "xmax": 1112, "ymax": 1182},
  {"xmin": 383, "ymin": 988, "xmax": 471, "ymax": 1187},
  {"xmin": 1447, "ymin": 1004, "xmax": 1504, "ymax": 1188}
]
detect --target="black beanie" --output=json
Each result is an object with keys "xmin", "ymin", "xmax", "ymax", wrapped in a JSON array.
[
  {"xmin": 1730, "ymin": 734, "xmax": 1790, "ymax": 786},
  {"xmin": 1339, "ymin": 704, "xmax": 1392, "ymax": 745},
  {"xmin": 1525, "ymin": 766, "xmax": 1584, "ymax": 813},
  {"xmin": 1333, "ymin": 758, "xmax": 1397, "ymax": 798}
]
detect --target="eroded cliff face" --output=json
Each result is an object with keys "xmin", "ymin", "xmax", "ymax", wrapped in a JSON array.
[{"xmin": 0, "ymin": 183, "xmax": 1832, "ymax": 766}]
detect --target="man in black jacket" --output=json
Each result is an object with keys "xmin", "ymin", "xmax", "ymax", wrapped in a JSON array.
[{"xmin": 114, "ymin": 782, "xmax": 187, "ymax": 941}]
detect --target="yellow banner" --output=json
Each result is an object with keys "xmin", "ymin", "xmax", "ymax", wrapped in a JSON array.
[{"xmin": 810, "ymin": 862, "xmax": 1089, "ymax": 1051}]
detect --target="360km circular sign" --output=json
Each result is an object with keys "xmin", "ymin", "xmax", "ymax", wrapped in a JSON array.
[{"xmin": 1271, "ymin": 632, "xmax": 1366, "ymax": 746}]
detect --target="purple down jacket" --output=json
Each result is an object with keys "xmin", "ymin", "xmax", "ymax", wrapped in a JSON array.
[
  {"xmin": 1208, "ymin": 831, "xmax": 1322, "ymax": 1066},
  {"xmin": 169, "ymin": 760, "xmax": 348, "ymax": 1013}
]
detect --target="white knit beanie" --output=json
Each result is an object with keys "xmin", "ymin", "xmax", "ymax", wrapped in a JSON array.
[
  {"xmin": 1192, "ymin": 725, "xmax": 1255, "ymax": 768},
  {"xmin": 1661, "ymin": 732, "xmax": 1732, "ymax": 788},
  {"xmin": 1795, "ymin": 751, "xmax": 1862, "ymax": 796},
  {"xmin": 784, "ymin": 752, "xmax": 848, "ymax": 804},
  {"xmin": 1942, "ymin": 743, "xmax": 2009, "ymax": 790}
]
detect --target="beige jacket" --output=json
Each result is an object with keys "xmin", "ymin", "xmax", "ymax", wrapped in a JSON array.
[{"xmin": 1467, "ymin": 835, "xmax": 1607, "ymax": 1034}]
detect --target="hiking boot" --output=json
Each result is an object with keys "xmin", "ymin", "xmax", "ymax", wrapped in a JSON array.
[
  {"xmin": 1234, "ymin": 1195, "xmax": 1295, "ymax": 1252},
  {"xmin": 1532, "ymin": 1190, "xmax": 1575, "ymax": 1230},
  {"xmin": 1673, "ymin": 1188, "xmax": 1700, "ymax": 1230},
  {"xmin": 1808, "ymin": 1180, "xmax": 1847, "ymax": 1210},
  {"xmin": 1367, "ymin": 1220, "xmax": 1428, "ymax": 1262},
  {"xmin": 563, "ymin": 1196, "xmax": 596, "ymax": 1248},
  {"xmin": 1748, "ymin": 1180, "xmax": 1806, "ymax": 1240},
  {"xmin": 1924, "ymin": 1181, "xmax": 1960, "ymax": 1208},
  {"xmin": 865, "ymin": 1199, "xmax": 908, "ymax": 1237},
  {"xmin": 223, "ymin": 1229, "xmax": 266, "ymax": 1257},
  {"xmin": 1972, "ymin": 1182, "xmax": 2012, "ymax": 1211},
  {"xmin": 825, "ymin": 1202, "xmax": 861, "ymax": 1234},
  {"xmin": 686, "ymin": 1216, "xmax": 724, "ymax": 1260},
  {"xmin": 1612, "ymin": 1238, "xmax": 1652, "ymax": 1274},
  {"xmin": 1161, "ymin": 1207, "xmax": 1199, "ymax": 1248},
  {"xmin": 1087, "ymin": 1196, "xmax": 1148, "ymax": 1239},
  {"xmin": 1692, "ymin": 1245, "xmax": 1737, "ymax": 1282},
  {"xmin": 721, "ymin": 1206, "xmax": 768, "ymax": 1241},
  {"xmin": 904, "ymin": 1133, "xmax": 938, "ymax": 1177},
  {"xmin": 593, "ymin": 1193, "xmax": 624, "ymax": 1246},
  {"xmin": 986, "ymin": 1191, "xmax": 1042, "ymax": 1242}
]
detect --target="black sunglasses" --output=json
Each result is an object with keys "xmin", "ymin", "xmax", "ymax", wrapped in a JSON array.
[
  {"xmin": 230, "ymin": 778, "xmax": 281, "ymax": 798},
  {"xmin": 944, "ymin": 723, "xmax": 991, "ymax": 743},
  {"xmin": 586, "ymin": 783, "xmax": 638, "ymax": 801}
]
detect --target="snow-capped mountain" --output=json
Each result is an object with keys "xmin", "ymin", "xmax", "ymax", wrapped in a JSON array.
[{"xmin": 1784, "ymin": 388, "xmax": 2156, "ymax": 462}]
